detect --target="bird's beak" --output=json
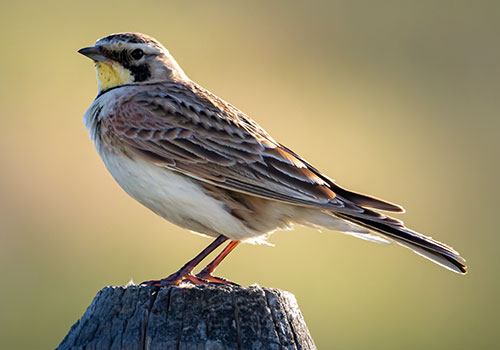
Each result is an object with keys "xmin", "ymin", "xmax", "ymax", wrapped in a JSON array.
[{"xmin": 78, "ymin": 46, "xmax": 108, "ymax": 62}]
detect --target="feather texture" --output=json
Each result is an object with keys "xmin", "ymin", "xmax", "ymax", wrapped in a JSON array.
[
  {"xmin": 104, "ymin": 81, "xmax": 403, "ymax": 214},
  {"xmin": 81, "ymin": 32, "xmax": 467, "ymax": 277},
  {"xmin": 87, "ymin": 67, "xmax": 466, "ymax": 273}
]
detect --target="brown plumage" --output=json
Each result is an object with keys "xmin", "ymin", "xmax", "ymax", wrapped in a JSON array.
[{"xmin": 79, "ymin": 32, "xmax": 466, "ymax": 285}]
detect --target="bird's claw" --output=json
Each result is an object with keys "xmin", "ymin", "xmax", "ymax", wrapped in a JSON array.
[
  {"xmin": 195, "ymin": 272, "xmax": 239, "ymax": 286},
  {"xmin": 140, "ymin": 273, "xmax": 238, "ymax": 287}
]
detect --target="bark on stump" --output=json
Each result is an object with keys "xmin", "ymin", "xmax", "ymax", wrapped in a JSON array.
[{"xmin": 57, "ymin": 284, "xmax": 316, "ymax": 350}]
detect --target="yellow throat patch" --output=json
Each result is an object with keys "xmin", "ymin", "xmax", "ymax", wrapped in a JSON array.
[{"xmin": 95, "ymin": 61, "xmax": 134, "ymax": 92}]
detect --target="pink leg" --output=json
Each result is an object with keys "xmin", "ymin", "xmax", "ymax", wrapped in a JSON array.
[
  {"xmin": 141, "ymin": 235, "xmax": 228, "ymax": 287},
  {"xmin": 196, "ymin": 241, "xmax": 240, "ymax": 285}
]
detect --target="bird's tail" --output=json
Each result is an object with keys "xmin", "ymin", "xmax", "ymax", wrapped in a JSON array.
[{"xmin": 335, "ymin": 211, "xmax": 467, "ymax": 274}]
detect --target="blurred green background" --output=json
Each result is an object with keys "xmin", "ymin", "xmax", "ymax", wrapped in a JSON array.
[{"xmin": 1, "ymin": 0, "xmax": 499, "ymax": 349}]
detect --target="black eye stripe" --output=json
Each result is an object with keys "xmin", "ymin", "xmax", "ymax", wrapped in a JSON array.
[
  {"xmin": 98, "ymin": 48, "xmax": 151, "ymax": 82},
  {"xmin": 99, "ymin": 48, "xmax": 149, "ymax": 62}
]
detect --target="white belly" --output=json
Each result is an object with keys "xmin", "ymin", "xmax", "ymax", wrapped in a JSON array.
[{"xmin": 98, "ymin": 146, "xmax": 258, "ymax": 241}]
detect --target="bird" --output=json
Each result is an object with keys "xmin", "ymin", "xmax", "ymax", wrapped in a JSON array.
[{"xmin": 78, "ymin": 32, "xmax": 466, "ymax": 286}]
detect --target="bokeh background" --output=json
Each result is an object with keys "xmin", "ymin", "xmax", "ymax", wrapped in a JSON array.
[{"xmin": 1, "ymin": 1, "xmax": 499, "ymax": 349}]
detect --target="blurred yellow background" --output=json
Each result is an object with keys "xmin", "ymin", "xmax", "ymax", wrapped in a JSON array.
[{"xmin": 1, "ymin": 1, "xmax": 499, "ymax": 349}]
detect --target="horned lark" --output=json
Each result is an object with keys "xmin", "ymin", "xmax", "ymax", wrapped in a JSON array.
[{"xmin": 78, "ymin": 32, "xmax": 466, "ymax": 285}]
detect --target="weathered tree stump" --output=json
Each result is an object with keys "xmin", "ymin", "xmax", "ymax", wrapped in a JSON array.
[{"xmin": 57, "ymin": 284, "xmax": 316, "ymax": 350}]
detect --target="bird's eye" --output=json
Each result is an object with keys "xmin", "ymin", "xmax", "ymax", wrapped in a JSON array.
[{"xmin": 131, "ymin": 49, "xmax": 144, "ymax": 60}]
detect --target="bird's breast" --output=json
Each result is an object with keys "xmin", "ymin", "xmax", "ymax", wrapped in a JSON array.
[
  {"xmin": 94, "ymin": 138, "xmax": 260, "ymax": 240},
  {"xmin": 83, "ymin": 92, "xmax": 282, "ymax": 242}
]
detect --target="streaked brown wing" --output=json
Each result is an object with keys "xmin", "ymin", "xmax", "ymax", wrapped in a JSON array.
[
  {"xmin": 103, "ymin": 82, "xmax": 467, "ymax": 273},
  {"xmin": 107, "ymin": 82, "xmax": 402, "ymax": 212}
]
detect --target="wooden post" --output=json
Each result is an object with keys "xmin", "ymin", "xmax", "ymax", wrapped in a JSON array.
[{"xmin": 57, "ymin": 284, "xmax": 317, "ymax": 350}]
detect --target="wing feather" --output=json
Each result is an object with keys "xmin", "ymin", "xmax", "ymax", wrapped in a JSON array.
[
  {"xmin": 99, "ymin": 81, "xmax": 466, "ymax": 273},
  {"xmin": 107, "ymin": 82, "xmax": 403, "ymax": 216},
  {"xmin": 109, "ymin": 82, "xmax": 346, "ymax": 207}
]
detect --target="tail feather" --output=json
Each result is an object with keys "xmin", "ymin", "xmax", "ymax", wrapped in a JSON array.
[
  {"xmin": 336, "ymin": 212, "xmax": 467, "ymax": 274},
  {"xmin": 393, "ymin": 238, "xmax": 466, "ymax": 274},
  {"xmin": 276, "ymin": 144, "xmax": 405, "ymax": 213},
  {"xmin": 331, "ymin": 184, "xmax": 405, "ymax": 213}
]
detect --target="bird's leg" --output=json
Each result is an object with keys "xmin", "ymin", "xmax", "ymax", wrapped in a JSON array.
[
  {"xmin": 196, "ymin": 241, "xmax": 240, "ymax": 285},
  {"xmin": 141, "ymin": 235, "xmax": 228, "ymax": 287}
]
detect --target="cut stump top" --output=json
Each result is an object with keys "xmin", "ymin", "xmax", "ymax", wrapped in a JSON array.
[{"xmin": 57, "ymin": 284, "xmax": 316, "ymax": 350}]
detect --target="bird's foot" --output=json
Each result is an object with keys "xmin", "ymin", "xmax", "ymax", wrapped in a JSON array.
[
  {"xmin": 182, "ymin": 274, "xmax": 210, "ymax": 285},
  {"xmin": 195, "ymin": 271, "xmax": 239, "ymax": 286},
  {"xmin": 141, "ymin": 273, "xmax": 238, "ymax": 287},
  {"xmin": 140, "ymin": 270, "xmax": 186, "ymax": 287}
]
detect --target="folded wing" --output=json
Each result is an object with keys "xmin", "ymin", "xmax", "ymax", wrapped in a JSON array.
[{"xmin": 105, "ymin": 82, "xmax": 466, "ymax": 273}]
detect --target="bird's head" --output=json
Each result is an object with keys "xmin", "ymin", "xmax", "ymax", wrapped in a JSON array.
[{"xmin": 78, "ymin": 32, "xmax": 187, "ymax": 93}]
